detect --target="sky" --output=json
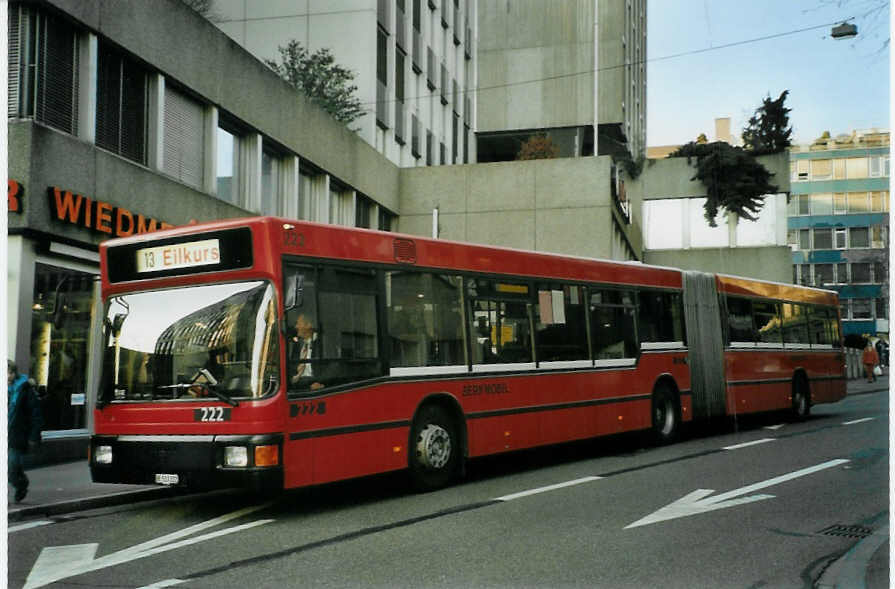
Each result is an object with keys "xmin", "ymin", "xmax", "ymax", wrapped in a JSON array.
[{"xmin": 647, "ymin": 0, "xmax": 890, "ymax": 147}]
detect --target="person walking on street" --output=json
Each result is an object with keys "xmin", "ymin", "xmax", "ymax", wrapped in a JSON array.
[
  {"xmin": 8, "ymin": 360, "xmax": 43, "ymax": 503},
  {"xmin": 862, "ymin": 342, "xmax": 880, "ymax": 383}
]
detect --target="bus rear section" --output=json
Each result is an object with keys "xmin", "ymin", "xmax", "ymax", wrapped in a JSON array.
[{"xmin": 683, "ymin": 271, "xmax": 846, "ymax": 423}]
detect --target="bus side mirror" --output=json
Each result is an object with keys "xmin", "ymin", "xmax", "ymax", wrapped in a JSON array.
[{"xmin": 285, "ymin": 274, "xmax": 303, "ymax": 310}]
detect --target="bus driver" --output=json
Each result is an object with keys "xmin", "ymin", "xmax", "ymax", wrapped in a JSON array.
[{"xmin": 291, "ymin": 313, "xmax": 323, "ymax": 391}]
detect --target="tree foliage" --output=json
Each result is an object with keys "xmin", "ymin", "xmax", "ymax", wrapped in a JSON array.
[
  {"xmin": 668, "ymin": 141, "xmax": 778, "ymax": 226},
  {"xmin": 741, "ymin": 90, "xmax": 792, "ymax": 155},
  {"xmin": 265, "ymin": 40, "xmax": 366, "ymax": 125},
  {"xmin": 517, "ymin": 133, "xmax": 559, "ymax": 160},
  {"xmin": 180, "ymin": 0, "xmax": 221, "ymax": 22}
]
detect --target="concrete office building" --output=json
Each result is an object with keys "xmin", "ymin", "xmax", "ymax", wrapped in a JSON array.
[
  {"xmin": 476, "ymin": 0, "xmax": 646, "ymax": 162},
  {"xmin": 213, "ymin": 0, "xmax": 477, "ymax": 168},
  {"xmin": 788, "ymin": 129, "xmax": 890, "ymax": 337}
]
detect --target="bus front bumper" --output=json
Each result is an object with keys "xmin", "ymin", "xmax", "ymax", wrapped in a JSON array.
[{"xmin": 89, "ymin": 433, "xmax": 284, "ymax": 492}]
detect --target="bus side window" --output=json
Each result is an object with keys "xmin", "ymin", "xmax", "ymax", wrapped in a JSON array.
[
  {"xmin": 639, "ymin": 290, "xmax": 685, "ymax": 345},
  {"xmin": 589, "ymin": 289, "xmax": 637, "ymax": 359},
  {"xmin": 754, "ymin": 301, "xmax": 782, "ymax": 345},
  {"xmin": 284, "ymin": 265, "xmax": 320, "ymax": 395},
  {"xmin": 467, "ymin": 279, "xmax": 532, "ymax": 365},
  {"xmin": 534, "ymin": 284, "xmax": 588, "ymax": 362},
  {"xmin": 781, "ymin": 303, "xmax": 810, "ymax": 345},
  {"xmin": 725, "ymin": 296, "xmax": 754, "ymax": 344}
]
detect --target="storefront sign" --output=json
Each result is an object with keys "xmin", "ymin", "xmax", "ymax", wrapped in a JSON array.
[
  {"xmin": 8, "ymin": 179, "xmax": 23, "ymax": 213},
  {"xmin": 48, "ymin": 186, "xmax": 174, "ymax": 238}
]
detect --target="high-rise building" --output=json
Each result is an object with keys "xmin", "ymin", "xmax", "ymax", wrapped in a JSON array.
[
  {"xmin": 788, "ymin": 130, "xmax": 890, "ymax": 338},
  {"xmin": 476, "ymin": 0, "xmax": 646, "ymax": 162},
  {"xmin": 213, "ymin": 0, "xmax": 476, "ymax": 167}
]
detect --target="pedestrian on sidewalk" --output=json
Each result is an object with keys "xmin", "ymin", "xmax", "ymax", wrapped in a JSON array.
[
  {"xmin": 8, "ymin": 360, "xmax": 43, "ymax": 503},
  {"xmin": 862, "ymin": 341, "xmax": 880, "ymax": 383}
]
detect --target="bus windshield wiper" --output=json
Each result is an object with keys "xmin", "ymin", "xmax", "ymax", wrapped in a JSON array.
[{"xmin": 157, "ymin": 369, "xmax": 239, "ymax": 407}]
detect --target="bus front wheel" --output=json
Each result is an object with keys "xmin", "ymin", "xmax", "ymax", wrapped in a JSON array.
[
  {"xmin": 409, "ymin": 404, "xmax": 459, "ymax": 491},
  {"xmin": 651, "ymin": 384, "xmax": 680, "ymax": 445}
]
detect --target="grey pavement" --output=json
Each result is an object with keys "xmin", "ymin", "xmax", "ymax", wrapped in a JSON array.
[{"xmin": 7, "ymin": 374, "xmax": 889, "ymax": 586}]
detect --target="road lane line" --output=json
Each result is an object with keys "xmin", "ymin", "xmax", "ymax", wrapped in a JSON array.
[
  {"xmin": 842, "ymin": 417, "xmax": 875, "ymax": 425},
  {"xmin": 722, "ymin": 438, "xmax": 775, "ymax": 450},
  {"xmin": 136, "ymin": 580, "xmax": 186, "ymax": 588},
  {"xmin": 9, "ymin": 520, "xmax": 54, "ymax": 533},
  {"xmin": 494, "ymin": 476, "xmax": 602, "ymax": 501}
]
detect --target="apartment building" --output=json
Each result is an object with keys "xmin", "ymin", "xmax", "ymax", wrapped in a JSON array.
[
  {"xmin": 788, "ymin": 130, "xmax": 890, "ymax": 337},
  {"xmin": 213, "ymin": 0, "xmax": 476, "ymax": 167}
]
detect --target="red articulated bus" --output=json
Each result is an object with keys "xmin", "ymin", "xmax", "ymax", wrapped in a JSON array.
[{"xmin": 89, "ymin": 217, "xmax": 846, "ymax": 492}]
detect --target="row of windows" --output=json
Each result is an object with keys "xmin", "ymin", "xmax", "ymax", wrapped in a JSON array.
[
  {"xmin": 725, "ymin": 296, "xmax": 840, "ymax": 348},
  {"xmin": 791, "ymin": 156, "xmax": 890, "ymax": 182},
  {"xmin": 788, "ymin": 192, "xmax": 889, "ymax": 216},
  {"xmin": 283, "ymin": 263, "xmax": 685, "ymax": 392},
  {"xmin": 7, "ymin": 4, "xmax": 397, "ymax": 230},
  {"xmin": 839, "ymin": 298, "xmax": 888, "ymax": 321},
  {"xmin": 788, "ymin": 225, "xmax": 887, "ymax": 251},
  {"xmin": 793, "ymin": 261, "xmax": 887, "ymax": 287}
]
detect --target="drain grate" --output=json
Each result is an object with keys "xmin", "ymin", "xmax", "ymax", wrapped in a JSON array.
[{"xmin": 817, "ymin": 524, "xmax": 874, "ymax": 539}]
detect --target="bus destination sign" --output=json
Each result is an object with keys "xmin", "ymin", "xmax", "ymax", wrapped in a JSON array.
[{"xmin": 136, "ymin": 239, "xmax": 221, "ymax": 273}]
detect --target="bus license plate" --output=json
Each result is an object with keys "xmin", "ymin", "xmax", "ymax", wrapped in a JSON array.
[{"xmin": 155, "ymin": 473, "xmax": 179, "ymax": 485}]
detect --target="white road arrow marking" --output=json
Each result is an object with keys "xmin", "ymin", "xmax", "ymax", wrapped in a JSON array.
[
  {"xmin": 24, "ymin": 503, "xmax": 274, "ymax": 589},
  {"xmin": 625, "ymin": 459, "xmax": 849, "ymax": 529}
]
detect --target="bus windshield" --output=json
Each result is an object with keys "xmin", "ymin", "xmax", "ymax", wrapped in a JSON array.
[{"xmin": 99, "ymin": 281, "xmax": 280, "ymax": 404}]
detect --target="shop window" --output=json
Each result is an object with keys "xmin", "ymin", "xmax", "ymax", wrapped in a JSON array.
[
  {"xmin": 96, "ymin": 41, "xmax": 147, "ymax": 164},
  {"xmin": 30, "ymin": 264, "xmax": 96, "ymax": 431},
  {"xmin": 387, "ymin": 272, "xmax": 465, "ymax": 368},
  {"xmin": 163, "ymin": 85, "xmax": 205, "ymax": 189},
  {"xmin": 534, "ymin": 284, "xmax": 589, "ymax": 362}
]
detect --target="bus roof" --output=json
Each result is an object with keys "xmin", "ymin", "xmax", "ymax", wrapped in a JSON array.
[{"xmin": 716, "ymin": 273, "xmax": 839, "ymax": 306}]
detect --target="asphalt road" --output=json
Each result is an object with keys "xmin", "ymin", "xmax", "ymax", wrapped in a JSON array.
[{"xmin": 9, "ymin": 391, "xmax": 887, "ymax": 588}]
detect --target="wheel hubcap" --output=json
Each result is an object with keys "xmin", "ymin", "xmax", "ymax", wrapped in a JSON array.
[
  {"xmin": 656, "ymin": 400, "xmax": 674, "ymax": 435},
  {"xmin": 416, "ymin": 424, "xmax": 451, "ymax": 470}
]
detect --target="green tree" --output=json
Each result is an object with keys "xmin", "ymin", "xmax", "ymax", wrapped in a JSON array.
[
  {"xmin": 669, "ymin": 141, "xmax": 778, "ymax": 226},
  {"xmin": 741, "ymin": 90, "xmax": 793, "ymax": 155},
  {"xmin": 265, "ymin": 41, "xmax": 366, "ymax": 125}
]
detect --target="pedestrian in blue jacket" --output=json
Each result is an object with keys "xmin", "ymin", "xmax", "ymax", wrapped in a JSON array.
[{"xmin": 8, "ymin": 360, "xmax": 43, "ymax": 503}]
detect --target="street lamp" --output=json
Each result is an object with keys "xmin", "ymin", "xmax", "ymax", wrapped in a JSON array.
[{"xmin": 831, "ymin": 22, "xmax": 858, "ymax": 39}]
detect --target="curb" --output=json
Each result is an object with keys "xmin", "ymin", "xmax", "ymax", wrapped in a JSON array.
[
  {"xmin": 7, "ymin": 487, "xmax": 178, "ymax": 522},
  {"xmin": 816, "ymin": 521, "xmax": 889, "ymax": 588}
]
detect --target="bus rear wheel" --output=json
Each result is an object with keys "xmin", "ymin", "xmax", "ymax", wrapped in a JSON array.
[
  {"xmin": 651, "ymin": 385, "xmax": 680, "ymax": 445},
  {"xmin": 409, "ymin": 404, "xmax": 459, "ymax": 492},
  {"xmin": 791, "ymin": 376, "xmax": 811, "ymax": 421}
]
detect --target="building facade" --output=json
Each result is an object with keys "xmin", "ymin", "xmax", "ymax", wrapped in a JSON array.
[
  {"xmin": 787, "ymin": 130, "xmax": 890, "ymax": 338},
  {"xmin": 213, "ymin": 0, "xmax": 477, "ymax": 168},
  {"xmin": 476, "ymin": 0, "xmax": 646, "ymax": 162}
]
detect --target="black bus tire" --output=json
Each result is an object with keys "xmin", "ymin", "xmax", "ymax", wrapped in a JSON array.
[
  {"xmin": 651, "ymin": 384, "xmax": 680, "ymax": 445},
  {"xmin": 409, "ymin": 404, "xmax": 459, "ymax": 492},
  {"xmin": 791, "ymin": 375, "xmax": 811, "ymax": 421}
]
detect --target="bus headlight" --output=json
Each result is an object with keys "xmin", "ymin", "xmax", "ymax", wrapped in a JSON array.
[
  {"xmin": 95, "ymin": 445, "xmax": 113, "ymax": 465},
  {"xmin": 224, "ymin": 446, "xmax": 248, "ymax": 467}
]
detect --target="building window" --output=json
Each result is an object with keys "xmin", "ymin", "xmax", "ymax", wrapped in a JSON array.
[
  {"xmin": 873, "ymin": 261, "xmax": 886, "ymax": 283},
  {"xmin": 356, "ymin": 194, "xmax": 372, "ymax": 228},
  {"xmin": 849, "ymin": 227, "xmax": 870, "ymax": 248},
  {"xmin": 813, "ymin": 228, "xmax": 832, "ymax": 250},
  {"xmin": 261, "ymin": 145, "xmax": 281, "ymax": 214},
  {"xmin": 814, "ymin": 263, "xmax": 834, "ymax": 286},
  {"xmin": 876, "ymin": 298, "xmax": 888, "ymax": 319},
  {"xmin": 426, "ymin": 130, "xmax": 434, "ymax": 166},
  {"xmin": 833, "ymin": 158, "xmax": 846, "ymax": 179},
  {"xmin": 395, "ymin": 50, "xmax": 406, "ymax": 144},
  {"xmin": 871, "ymin": 224, "xmax": 886, "ymax": 248},
  {"xmin": 812, "ymin": 193, "xmax": 833, "ymax": 215},
  {"xmin": 834, "ymin": 228, "xmax": 847, "ymax": 249},
  {"xmin": 799, "ymin": 264, "xmax": 811, "ymax": 286},
  {"xmin": 798, "ymin": 195, "xmax": 811, "ymax": 215},
  {"xmin": 9, "ymin": 7, "xmax": 80, "ymax": 135},
  {"xmin": 840, "ymin": 300, "xmax": 850, "ymax": 320},
  {"xmin": 796, "ymin": 160, "xmax": 809, "ymax": 181},
  {"xmin": 870, "ymin": 191, "xmax": 888, "ymax": 212},
  {"xmin": 836, "ymin": 262, "xmax": 848, "ymax": 284},
  {"xmin": 96, "ymin": 41, "xmax": 148, "ymax": 164},
  {"xmin": 847, "ymin": 192, "xmax": 870, "ymax": 213},
  {"xmin": 378, "ymin": 207, "xmax": 395, "ymax": 231},
  {"xmin": 852, "ymin": 299, "xmax": 872, "ymax": 319},
  {"xmin": 799, "ymin": 228, "xmax": 811, "ymax": 250},
  {"xmin": 163, "ymin": 85, "xmax": 205, "ymax": 189},
  {"xmin": 216, "ymin": 122, "xmax": 241, "ymax": 205},
  {"xmin": 833, "ymin": 193, "xmax": 847, "ymax": 214},
  {"xmin": 810, "ymin": 159, "xmax": 831, "ymax": 180},
  {"xmin": 411, "ymin": 114, "xmax": 421, "ymax": 159},
  {"xmin": 851, "ymin": 262, "xmax": 871, "ymax": 283},
  {"xmin": 845, "ymin": 157, "xmax": 868, "ymax": 179}
]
